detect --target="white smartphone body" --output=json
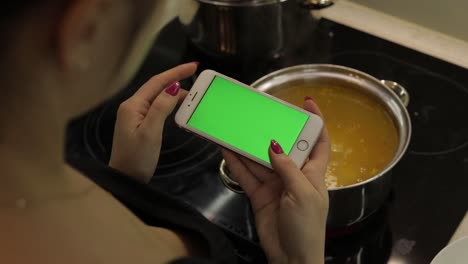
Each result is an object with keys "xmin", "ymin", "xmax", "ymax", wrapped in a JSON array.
[{"xmin": 175, "ymin": 70, "xmax": 324, "ymax": 169}]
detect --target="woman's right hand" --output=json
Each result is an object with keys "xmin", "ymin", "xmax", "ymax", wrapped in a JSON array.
[
  {"xmin": 109, "ymin": 63, "xmax": 196, "ymax": 183},
  {"xmin": 222, "ymin": 97, "xmax": 330, "ymax": 264}
]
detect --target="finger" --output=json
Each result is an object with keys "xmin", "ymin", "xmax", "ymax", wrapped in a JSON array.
[
  {"xmin": 133, "ymin": 62, "xmax": 198, "ymax": 103},
  {"xmin": 249, "ymin": 177, "xmax": 284, "ymax": 213},
  {"xmin": 114, "ymin": 98, "xmax": 141, "ymax": 129},
  {"xmin": 302, "ymin": 97, "xmax": 331, "ymax": 196},
  {"xmin": 302, "ymin": 140, "xmax": 330, "ymax": 197},
  {"xmin": 222, "ymin": 149, "xmax": 261, "ymax": 197},
  {"xmin": 237, "ymin": 155, "xmax": 274, "ymax": 183},
  {"xmin": 303, "ymin": 95, "xmax": 324, "ymax": 118},
  {"xmin": 178, "ymin": 89, "xmax": 188, "ymax": 104},
  {"xmin": 268, "ymin": 140, "xmax": 308, "ymax": 197},
  {"xmin": 304, "ymin": 97, "xmax": 330, "ymax": 162},
  {"xmin": 140, "ymin": 82, "xmax": 182, "ymax": 134}
]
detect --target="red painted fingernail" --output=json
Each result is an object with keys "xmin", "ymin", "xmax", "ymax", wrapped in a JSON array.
[
  {"xmin": 304, "ymin": 96, "xmax": 313, "ymax": 101},
  {"xmin": 165, "ymin": 82, "xmax": 180, "ymax": 96},
  {"xmin": 191, "ymin": 61, "xmax": 200, "ymax": 66},
  {"xmin": 271, "ymin": 140, "xmax": 284, "ymax": 154}
]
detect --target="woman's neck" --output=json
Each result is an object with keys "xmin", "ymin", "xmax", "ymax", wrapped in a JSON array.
[{"xmin": 0, "ymin": 90, "xmax": 73, "ymax": 202}]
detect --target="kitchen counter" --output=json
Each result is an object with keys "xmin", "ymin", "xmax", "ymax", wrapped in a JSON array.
[
  {"xmin": 450, "ymin": 212, "xmax": 468, "ymax": 243},
  {"xmin": 319, "ymin": 0, "xmax": 468, "ymax": 69}
]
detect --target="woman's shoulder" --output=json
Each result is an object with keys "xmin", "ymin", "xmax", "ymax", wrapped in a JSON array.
[
  {"xmin": 68, "ymin": 157, "xmax": 237, "ymax": 264},
  {"xmin": 0, "ymin": 170, "xmax": 187, "ymax": 264}
]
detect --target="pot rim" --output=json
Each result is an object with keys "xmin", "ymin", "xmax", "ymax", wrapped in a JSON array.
[
  {"xmin": 251, "ymin": 64, "xmax": 412, "ymax": 191},
  {"xmin": 197, "ymin": 0, "xmax": 288, "ymax": 7}
]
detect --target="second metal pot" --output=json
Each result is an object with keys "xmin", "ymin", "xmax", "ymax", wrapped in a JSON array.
[{"xmin": 179, "ymin": 0, "xmax": 336, "ymax": 60}]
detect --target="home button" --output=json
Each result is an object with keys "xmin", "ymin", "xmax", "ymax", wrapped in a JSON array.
[{"xmin": 297, "ymin": 140, "xmax": 309, "ymax": 151}]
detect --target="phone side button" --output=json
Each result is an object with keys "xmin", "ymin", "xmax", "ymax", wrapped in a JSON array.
[{"xmin": 297, "ymin": 140, "xmax": 309, "ymax": 151}]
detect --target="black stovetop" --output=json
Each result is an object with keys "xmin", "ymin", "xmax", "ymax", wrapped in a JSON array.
[{"xmin": 67, "ymin": 14, "xmax": 468, "ymax": 264}]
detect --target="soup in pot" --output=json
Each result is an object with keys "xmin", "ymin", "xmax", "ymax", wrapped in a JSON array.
[{"xmin": 269, "ymin": 82, "xmax": 399, "ymax": 188}]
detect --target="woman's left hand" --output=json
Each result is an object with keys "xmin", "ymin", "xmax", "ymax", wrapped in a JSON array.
[
  {"xmin": 109, "ymin": 63, "xmax": 198, "ymax": 183},
  {"xmin": 222, "ymin": 98, "xmax": 330, "ymax": 263}
]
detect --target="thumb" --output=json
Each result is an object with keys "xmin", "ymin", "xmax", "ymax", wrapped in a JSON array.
[{"xmin": 268, "ymin": 140, "xmax": 309, "ymax": 197}]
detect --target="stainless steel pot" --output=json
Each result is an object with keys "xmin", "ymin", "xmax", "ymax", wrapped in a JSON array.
[
  {"xmin": 179, "ymin": 0, "xmax": 336, "ymax": 59},
  {"xmin": 219, "ymin": 64, "xmax": 411, "ymax": 230}
]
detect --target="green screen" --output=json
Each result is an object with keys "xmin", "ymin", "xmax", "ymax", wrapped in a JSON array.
[{"xmin": 187, "ymin": 76, "xmax": 309, "ymax": 163}]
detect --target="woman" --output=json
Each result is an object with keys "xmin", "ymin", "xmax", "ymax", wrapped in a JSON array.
[{"xmin": 0, "ymin": 1, "xmax": 330, "ymax": 263}]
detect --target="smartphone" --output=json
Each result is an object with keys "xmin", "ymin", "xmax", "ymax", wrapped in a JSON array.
[{"xmin": 175, "ymin": 70, "xmax": 323, "ymax": 169}]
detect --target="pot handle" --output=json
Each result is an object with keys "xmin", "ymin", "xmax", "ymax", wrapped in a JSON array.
[
  {"xmin": 219, "ymin": 159, "xmax": 244, "ymax": 194},
  {"xmin": 380, "ymin": 80, "xmax": 410, "ymax": 107},
  {"xmin": 299, "ymin": 0, "xmax": 335, "ymax": 9}
]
